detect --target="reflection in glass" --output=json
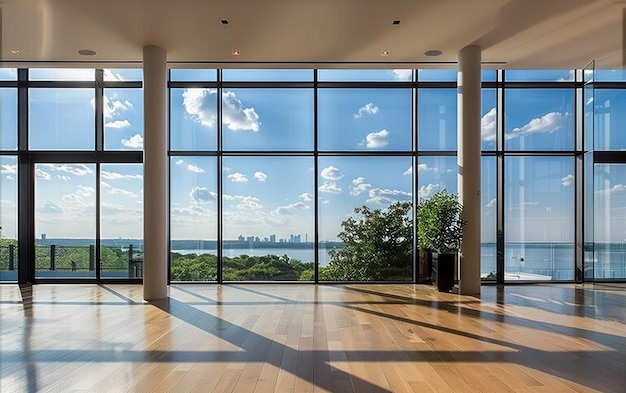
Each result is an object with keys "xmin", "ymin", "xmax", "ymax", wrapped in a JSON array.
[
  {"xmin": 29, "ymin": 88, "xmax": 95, "ymax": 150},
  {"xmin": 104, "ymin": 69, "xmax": 143, "ymax": 81},
  {"xmin": 505, "ymin": 69, "xmax": 573, "ymax": 82},
  {"xmin": 418, "ymin": 89, "xmax": 457, "ymax": 151},
  {"xmin": 318, "ymin": 69, "xmax": 412, "ymax": 82},
  {"xmin": 222, "ymin": 156, "xmax": 314, "ymax": 281},
  {"xmin": 35, "ymin": 164, "xmax": 96, "ymax": 279},
  {"xmin": 504, "ymin": 89, "xmax": 574, "ymax": 151},
  {"xmin": 504, "ymin": 157, "xmax": 574, "ymax": 280},
  {"xmin": 0, "ymin": 89, "xmax": 18, "ymax": 150},
  {"xmin": 100, "ymin": 164, "xmax": 143, "ymax": 279},
  {"xmin": 318, "ymin": 88, "xmax": 412, "ymax": 151},
  {"xmin": 223, "ymin": 69, "xmax": 313, "ymax": 82},
  {"xmin": 170, "ymin": 156, "xmax": 218, "ymax": 281},
  {"xmin": 222, "ymin": 89, "xmax": 314, "ymax": 151},
  {"xmin": 29, "ymin": 68, "xmax": 95, "ymax": 81},
  {"xmin": 593, "ymin": 164, "xmax": 626, "ymax": 279},
  {"xmin": 318, "ymin": 156, "xmax": 413, "ymax": 281},
  {"xmin": 170, "ymin": 69, "xmax": 217, "ymax": 82},
  {"xmin": 104, "ymin": 88, "xmax": 144, "ymax": 150},
  {"xmin": 481, "ymin": 156, "xmax": 496, "ymax": 279},
  {"xmin": 170, "ymin": 88, "xmax": 218, "ymax": 151},
  {"xmin": 0, "ymin": 156, "xmax": 17, "ymax": 282},
  {"xmin": 594, "ymin": 90, "xmax": 626, "ymax": 151}
]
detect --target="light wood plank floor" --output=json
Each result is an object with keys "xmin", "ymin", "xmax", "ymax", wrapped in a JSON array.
[{"xmin": 1, "ymin": 283, "xmax": 624, "ymax": 393}]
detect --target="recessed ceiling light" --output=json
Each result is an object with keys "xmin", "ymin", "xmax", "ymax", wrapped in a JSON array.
[
  {"xmin": 78, "ymin": 49, "xmax": 97, "ymax": 56},
  {"xmin": 392, "ymin": 20, "xmax": 400, "ymax": 25},
  {"xmin": 381, "ymin": 51, "xmax": 389, "ymax": 56},
  {"xmin": 220, "ymin": 19, "xmax": 229, "ymax": 25},
  {"xmin": 425, "ymin": 49, "xmax": 443, "ymax": 57},
  {"xmin": 9, "ymin": 48, "xmax": 24, "ymax": 55},
  {"xmin": 232, "ymin": 49, "xmax": 241, "ymax": 56}
]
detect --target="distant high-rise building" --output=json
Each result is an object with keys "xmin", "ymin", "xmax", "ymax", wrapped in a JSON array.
[
  {"xmin": 270, "ymin": 234, "xmax": 276, "ymax": 243},
  {"xmin": 238, "ymin": 235, "xmax": 244, "ymax": 242},
  {"xmin": 41, "ymin": 233, "xmax": 46, "ymax": 240}
]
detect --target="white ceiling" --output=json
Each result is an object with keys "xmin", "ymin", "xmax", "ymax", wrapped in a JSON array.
[{"xmin": 1, "ymin": 0, "xmax": 625, "ymax": 69}]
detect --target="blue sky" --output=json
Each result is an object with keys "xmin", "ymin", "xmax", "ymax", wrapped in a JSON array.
[{"xmin": 0, "ymin": 68, "xmax": 625, "ymax": 244}]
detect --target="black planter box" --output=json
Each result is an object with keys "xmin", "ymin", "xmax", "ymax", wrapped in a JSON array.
[{"xmin": 432, "ymin": 253, "xmax": 455, "ymax": 292}]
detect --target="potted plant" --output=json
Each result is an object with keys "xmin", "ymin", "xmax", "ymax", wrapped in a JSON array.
[{"xmin": 417, "ymin": 189, "xmax": 466, "ymax": 292}]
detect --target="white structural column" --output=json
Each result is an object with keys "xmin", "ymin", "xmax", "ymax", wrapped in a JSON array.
[
  {"xmin": 457, "ymin": 45, "xmax": 482, "ymax": 296},
  {"xmin": 143, "ymin": 45, "xmax": 168, "ymax": 301}
]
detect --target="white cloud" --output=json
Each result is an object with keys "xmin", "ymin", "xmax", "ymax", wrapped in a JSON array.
[
  {"xmin": 320, "ymin": 165, "xmax": 343, "ymax": 181},
  {"xmin": 319, "ymin": 181, "xmax": 342, "ymax": 194},
  {"xmin": 222, "ymin": 91, "xmax": 261, "ymax": 131},
  {"xmin": 392, "ymin": 69, "xmax": 412, "ymax": 81},
  {"xmin": 1, "ymin": 164, "xmax": 17, "ymax": 174},
  {"xmin": 171, "ymin": 205, "xmax": 210, "ymax": 217},
  {"xmin": 561, "ymin": 174, "xmax": 574, "ymax": 187},
  {"xmin": 236, "ymin": 196, "xmax": 262, "ymax": 210},
  {"xmin": 101, "ymin": 94, "xmax": 132, "ymax": 120},
  {"xmin": 366, "ymin": 188, "xmax": 412, "ymax": 205},
  {"xmin": 350, "ymin": 177, "xmax": 372, "ymax": 196},
  {"xmin": 597, "ymin": 184, "xmax": 626, "ymax": 195},
  {"xmin": 190, "ymin": 186, "xmax": 214, "ymax": 204},
  {"xmin": 121, "ymin": 134, "xmax": 143, "ymax": 149},
  {"xmin": 105, "ymin": 120, "xmax": 131, "ymax": 129},
  {"xmin": 403, "ymin": 166, "xmax": 412, "ymax": 176},
  {"xmin": 57, "ymin": 175, "xmax": 71, "ymax": 181},
  {"xmin": 486, "ymin": 198, "xmax": 497, "ymax": 208},
  {"xmin": 183, "ymin": 88, "xmax": 260, "ymax": 132},
  {"xmin": 271, "ymin": 202, "xmax": 309, "ymax": 216},
  {"xmin": 187, "ymin": 164, "xmax": 205, "ymax": 173},
  {"xmin": 35, "ymin": 168, "xmax": 51, "ymax": 180},
  {"xmin": 417, "ymin": 163, "xmax": 438, "ymax": 173},
  {"xmin": 175, "ymin": 159, "xmax": 184, "ymax": 166},
  {"xmin": 254, "ymin": 171, "xmax": 268, "ymax": 182},
  {"xmin": 481, "ymin": 107, "xmax": 497, "ymax": 142},
  {"xmin": 44, "ymin": 164, "xmax": 93, "ymax": 176},
  {"xmin": 39, "ymin": 201, "xmax": 63, "ymax": 214},
  {"xmin": 101, "ymin": 171, "xmax": 143, "ymax": 180},
  {"xmin": 354, "ymin": 103, "xmax": 379, "ymax": 119},
  {"xmin": 299, "ymin": 193, "xmax": 313, "ymax": 202},
  {"xmin": 364, "ymin": 129, "xmax": 389, "ymax": 148},
  {"xmin": 106, "ymin": 187, "xmax": 137, "ymax": 198},
  {"xmin": 417, "ymin": 183, "xmax": 441, "ymax": 199},
  {"xmin": 228, "ymin": 172, "xmax": 248, "ymax": 183},
  {"xmin": 103, "ymin": 69, "xmax": 125, "ymax": 81},
  {"xmin": 506, "ymin": 112, "xmax": 568, "ymax": 141}
]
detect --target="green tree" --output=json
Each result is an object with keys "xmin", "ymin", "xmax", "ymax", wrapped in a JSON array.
[{"xmin": 320, "ymin": 201, "xmax": 413, "ymax": 281}]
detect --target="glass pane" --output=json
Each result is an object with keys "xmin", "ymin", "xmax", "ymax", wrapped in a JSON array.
[
  {"xmin": 222, "ymin": 89, "xmax": 314, "ymax": 151},
  {"xmin": 584, "ymin": 77, "xmax": 594, "ymax": 152},
  {"xmin": 29, "ymin": 68, "xmax": 95, "ymax": 81},
  {"xmin": 482, "ymin": 70, "xmax": 497, "ymax": 82},
  {"xmin": 594, "ymin": 90, "xmax": 626, "ymax": 151},
  {"xmin": 0, "ymin": 88, "xmax": 18, "ymax": 150},
  {"xmin": 594, "ymin": 69, "xmax": 626, "ymax": 82},
  {"xmin": 318, "ymin": 88, "xmax": 412, "ymax": 151},
  {"xmin": 0, "ymin": 156, "xmax": 17, "ymax": 282},
  {"xmin": 170, "ymin": 88, "xmax": 217, "ymax": 151},
  {"xmin": 593, "ymin": 164, "xmax": 626, "ymax": 279},
  {"xmin": 482, "ymin": 88, "xmax": 496, "ymax": 151},
  {"xmin": 481, "ymin": 156, "xmax": 496, "ymax": 280},
  {"xmin": 104, "ymin": 69, "xmax": 143, "ymax": 81},
  {"xmin": 318, "ymin": 156, "xmax": 413, "ymax": 281},
  {"xmin": 504, "ymin": 89, "xmax": 574, "ymax": 151},
  {"xmin": 104, "ymin": 88, "xmax": 144, "ymax": 150},
  {"xmin": 170, "ymin": 156, "xmax": 218, "ymax": 282},
  {"xmin": 170, "ymin": 69, "xmax": 217, "ymax": 82},
  {"xmin": 505, "ymin": 70, "xmax": 574, "ymax": 81},
  {"xmin": 504, "ymin": 157, "xmax": 575, "ymax": 281},
  {"xmin": 418, "ymin": 89, "xmax": 457, "ymax": 151},
  {"xmin": 0, "ymin": 69, "xmax": 17, "ymax": 81},
  {"xmin": 318, "ymin": 69, "xmax": 412, "ymax": 82},
  {"xmin": 100, "ymin": 164, "xmax": 143, "ymax": 279},
  {"xmin": 418, "ymin": 69, "xmax": 457, "ymax": 82},
  {"xmin": 222, "ymin": 156, "xmax": 314, "ymax": 281},
  {"xmin": 29, "ymin": 88, "xmax": 95, "ymax": 150},
  {"xmin": 223, "ymin": 69, "xmax": 313, "ymax": 81},
  {"xmin": 584, "ymin": 152, "xmax": 594, "ymax": 280},
  {"xmin": 417, "ymin": 156, "xmax": 457, "ymax": 198},
  {"xmin": 35, "ymin": 164, "xmax": 96, "ymax": 279}
]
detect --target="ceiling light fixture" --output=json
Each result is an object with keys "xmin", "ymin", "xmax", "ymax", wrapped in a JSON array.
[
  {"xmin": 9, "ymin": 49, "xmax": 24, "ymax": 55},
  {"xmin": 220, "ymin": 19, "xmax": 229, "ymax": 25},
  {"xmin": 424, "ymin": 49, "xmax": 443, "ymax": 57},
  {"xmin": 232, "ymin": 49, "xmax": 241, "ymax": 56},
  {"xmin": 78, "ymin": 49, "xmax": 97, "ymax": 56},
  {"xmin": 392, "ymin": 20, "xmax": 400, "ymax": 25},
  {"xmin": 381, "ymin": 51, "xmax": 389, "ymax": 56}
]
